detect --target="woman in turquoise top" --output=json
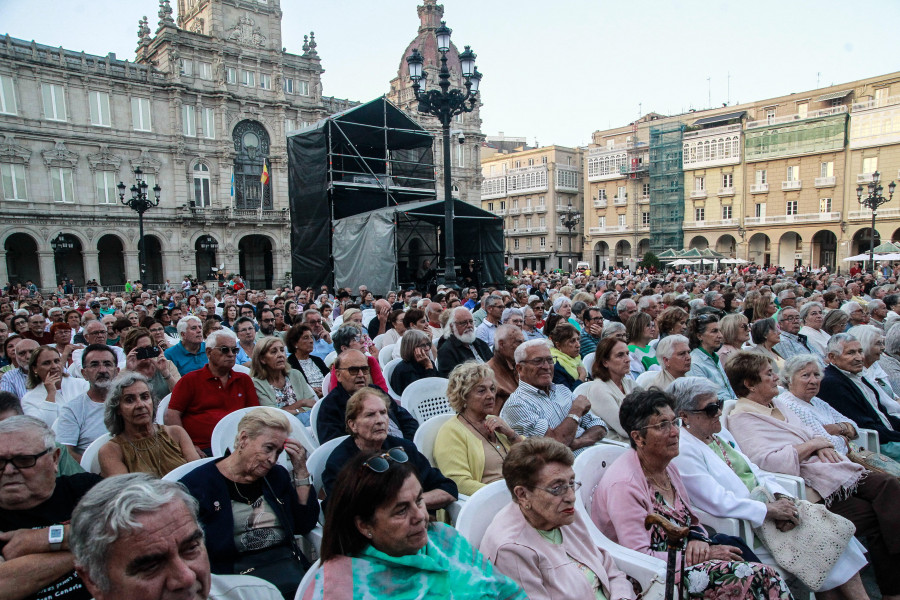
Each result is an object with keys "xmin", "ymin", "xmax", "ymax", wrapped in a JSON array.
[{"xmin": 305, "ymin": 452, "xmax": 525, "ymax": 600}]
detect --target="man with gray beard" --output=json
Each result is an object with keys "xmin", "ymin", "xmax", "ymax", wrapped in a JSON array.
[
  {"xmin": 436, "ymin": 307, "xmax": 493, "ymax": 377},
  {"xmin": 55, "ymin": 344, "xmax": 120, "ymax": 462}
]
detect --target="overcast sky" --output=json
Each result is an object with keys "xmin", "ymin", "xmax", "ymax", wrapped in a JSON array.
[{"xmin": 4, "ymin": 0, "xmax": 900, "ymax": 147}]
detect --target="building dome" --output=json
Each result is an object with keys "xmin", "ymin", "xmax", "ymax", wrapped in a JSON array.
[{"xmin": 397, "ymin": 0, "xmax": 463, "ymax": 82}]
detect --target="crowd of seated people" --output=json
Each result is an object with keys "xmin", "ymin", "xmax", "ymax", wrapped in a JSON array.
[{"xmin": 5, "ymin": 263, "xmax": 900, "ymax": 598}]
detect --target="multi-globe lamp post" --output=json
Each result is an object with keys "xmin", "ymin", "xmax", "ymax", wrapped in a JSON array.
[
  {"xmin": 856, "ymin": 171, "xmax": 896, "ymax": 273},
  {"xmin": 117, "ymin": 167, "xmax": 161, "ymax": 281},
  {"xmin": 559, "ymin": 201, "xmax": 582, "ymax": 273},
  {"xmin": 406, "ymin": 20, "xmax": 481, "ymax": 288}
]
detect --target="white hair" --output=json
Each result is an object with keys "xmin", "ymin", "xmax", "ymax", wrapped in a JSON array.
[
  {"xmin": 0, "ymin": 415, "xmax": 55, "ymax": 449},
  {"xmin": 443, "ymin": 306, "xmax": 474, "ymax": 340},
  {"xmin": 514, "ymin": 338, "xmax": 551, "ymax": 364},
  {"xmin": 656, "ymin": 334, "xmax": 690, "ymax": 361},
  {"xmin": 846, "ymin": 324, "xmax": 884, "ymax": 356},
  {"xmin": 840, "ymin": 301, "xmax": 863, "ymax": 316},
  {"xmin": 825, "ymin": 333, "xmax": 857, "ymax": 357},
  {"xmin": 204, "ymin": 327, "xmax": 237, "ymax": 348},
  {"xmin": 176, "ymin": 315, "xmax": 202, "ymax": 336}
]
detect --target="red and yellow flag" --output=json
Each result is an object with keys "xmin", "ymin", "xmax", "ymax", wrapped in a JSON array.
[{"xmin": 260, "ymin": 162, "xmax": 269, "ymax": 185}]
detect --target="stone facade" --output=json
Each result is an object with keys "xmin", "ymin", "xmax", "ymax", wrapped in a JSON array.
[
  {"xmin": 0, "ymin": 0, "xmax": 355, "ymax": 290},
  {"xmin": 583, "ymin": 71, "xmax": 900, "ymax": 273},
  {"xmin": 386, "ymin": 0, "xmax": 485, "ymax": 207},
  {"xmin": 481, "ymin": 145, "xmax": 583, "ymax": 273}
]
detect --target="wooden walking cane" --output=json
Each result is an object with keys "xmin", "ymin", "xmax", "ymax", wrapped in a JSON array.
[{"xmin": 645, "ymin": 513, "xmax": 690, "ymax": 600}]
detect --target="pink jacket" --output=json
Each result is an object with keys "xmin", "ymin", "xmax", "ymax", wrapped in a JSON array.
[
  {"xmin": 481, "ymin": 502, "xmax": 634, "ymax": 600},
  {"xmin": 591, "ymin": 448, "xmax": 701, "ymax": 563}
]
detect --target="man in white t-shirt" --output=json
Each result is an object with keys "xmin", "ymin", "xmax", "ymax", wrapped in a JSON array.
[{"xmin": 56, "ymin": 345, "xmax": 119, "ymax": 462}]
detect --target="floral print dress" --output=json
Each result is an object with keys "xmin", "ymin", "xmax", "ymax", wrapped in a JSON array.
[{"xmin": 649, "ymin": 489, "xmax": 793, "ymax": 600}]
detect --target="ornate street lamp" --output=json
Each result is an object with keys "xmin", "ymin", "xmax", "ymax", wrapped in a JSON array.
[
  {"xmin": 856, "ymin": 171, "xmax": 896, "ymax": 273},
  {"xmin": 406, "ymin": 21, "xmax": 481, "ymax": 288},
  {"xmin": 558, "ymin": 201, "xmax": 581, "ymax": 273},
  {"xmin": 117, "ymin": 167, "xmax": 161, "ymax": 279}
]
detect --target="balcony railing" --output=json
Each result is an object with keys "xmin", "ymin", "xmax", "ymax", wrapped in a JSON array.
[
  {"xmin": 614, "ymin": 195, "xmax": 628, "ymax": 205},
  {"xmin": 521, "ymin": 206, "xmax": 533, "ymax": 214},
  {"xmin": 782, "ymin": 180, "xmax": 802, "ymax": 191},
  {"xmin": 857, "ymin": 173, "xmax": 878, "ymax": 183},
  {"xmin": 746, "ymin": 105, "xmax": 847, "ymax": 129},
  {"xmin": 852, "ymin": 94, "xmax": 900, "ymax": 112},
  {"xmin": 848, "ymin": 207, "xmax": 900, "ymax": 220},
  {"xmin": 682, "ymin": 123, "xmax": 743, "ymax": 140},
  {"xmin": 508, "ymin": 207, "xmax": 521, "ymax": 215},
  {"xmin": 535, "ymin": 205, "xmax": 547, "ymax": 213},
  {"xmin": 638, "ymin": 194, "xmax": 650, "ymax": 204},
  {"xmin": 690, "ymin": 190, "xmax": 708, "ymax": 199},
  {"xmin": 744, "ymin": 212, "xmax": 841, "ymax": 226},
  {"xmin": 815, "ymin": 176, "xmax": 836, "ymax": 187},
  {"xmin": 495, "ymin": 209, "xmax": 507, "ymax": 216},
  {"xmin": 718, "ymin": 187, "xmax": 736, "ymax": 196},
  {"xmin": 593, "ymin": 199, "xmax": 608, "ymax": 208},
  {"xmin": 750, "ymin": 183, "xmax": 769, "ymax": 193},
  {"xmin": 588, "ymin": 225, "xmax": 629, "ymax": 235},
  {"xmin": 683, "ymin": 219, "xmax": 737, "ymax": 229}
]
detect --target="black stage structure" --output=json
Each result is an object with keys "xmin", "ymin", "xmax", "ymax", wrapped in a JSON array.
[{"xmin": 287, "ymin": 96, "xmax": 503, "ymax": 292}]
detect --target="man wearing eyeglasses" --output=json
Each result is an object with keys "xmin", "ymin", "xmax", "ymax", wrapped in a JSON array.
[
  {"xmin": 437, "ymin": 307, "xmax": 493, "ymax": 378},
  {"xmin": 316, "ymin": 350, "xmax": 417, "ymax": 444},
  {"xmin": 254, "ymin": 308, "xmax": 283, "ymax": 342},
  {"xmin": 0, "ymin": 416, "xmax": 102, "ymax": 600},
  {"xmin": 163, "ymin": 316, "xmax": 208, "ymax": 377},
  {"xmin": 500, "ymin": 339, "xmax": 608, "ymax": 456},
  {"xmin": 165, "ymin": 329, "xmax": 258, "ymax": 456},
  {"xmin": 774, "ymin": 307, "xmax": 824, "ymax": 366},
  {"xmin": 68, "ymin": 322, "xmax": 127, "ymax": 379}
]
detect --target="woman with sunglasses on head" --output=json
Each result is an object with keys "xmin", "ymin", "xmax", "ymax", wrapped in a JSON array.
[
  {"xmin": 308, "ymin": 452, "xmax": 525, "ymax": 600},
  {"xmin": 481, "ymin": 437, "xmax": 636, "ymax": 600},
  {"xmin": 321, "ymin": 387, "xmax": 456, "ymax": 512},
  {"xmin": 592, "ymin": 388, "xmax": 792, "ymax": 600},
  {"xmin": 717, "ymin": 313, "xmax": 750, "ymax": 361},
  {"xmin": 669, "ymin": 377, "xmax": 869, "ymax": 600}
]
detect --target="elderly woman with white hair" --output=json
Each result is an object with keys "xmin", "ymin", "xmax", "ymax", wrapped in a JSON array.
[
  {"xmin": 847, "ymin": 324, "xmax": 900, "ymax": 418},
  {"xmin": 878, "ymin": 325, "xmax": 900, "ymax": 404},
  {"xmin": 775, "ymin": 354, "xmax": 862, "ymax": 455},
  {"xmin": 798, "ymin": 301, "xmax": 830, "ymax": 356},
  {"xmin": 669, "ymin": 377, "xmax": 870, "ymax": 599}
]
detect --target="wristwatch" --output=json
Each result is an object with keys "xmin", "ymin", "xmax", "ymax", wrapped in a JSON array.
[
  {"xmin": 294, "ymin": 474, "xmax": 313, "ymax": 487},
  {"xmin": 48, "ymin": 525, "xmax": 64, "ymax": 551},
  {"xmin": 567, "ymin": 413, "xmax": 580, "ymax": 424}
]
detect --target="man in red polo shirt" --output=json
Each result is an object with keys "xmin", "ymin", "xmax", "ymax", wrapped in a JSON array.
[{"xmin": 165, "ymin": 328, "xmax": 258, "ymax": 455}]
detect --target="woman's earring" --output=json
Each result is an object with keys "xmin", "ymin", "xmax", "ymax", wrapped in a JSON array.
[
  {"xmin": 367, "ymin": 531, "xmax": 373, "ymax": 538},
  {"xmin": 685, "ymin": 423, "xmax": 691, "ymax": 429}
]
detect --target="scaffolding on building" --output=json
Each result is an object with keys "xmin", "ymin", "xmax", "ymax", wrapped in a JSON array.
[{"xmin": 648, "ymin": 123, "xmax": 685, "ymax": 255}]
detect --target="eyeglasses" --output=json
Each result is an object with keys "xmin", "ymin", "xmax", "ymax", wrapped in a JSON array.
[
  {"xmin": 520, "ymin": 357, "xmax": 555, "ymax": 367},
  {"xmin": 214, "ymin": 346, "xmax": 239, "ymax": 355},
  {"xmin": 534, "ymin": 481, "xmax": 582, "ymax": 497},
  {"xmin": 694, "ymin": 314, "xmax": 718, "ymax": 323},
  {"xmin": 687, "ymin": 401, "xmax": 724, "ymax": 419},
  {"xmin": 779, "ymin": 315, "xmax": 801, "ymax": 322},
  {"xmin": 338, "ymin": 365, "xmax": 370, "ymax": 375},
  {"xmin": 0, "ymin": 448, "xmax": 52, "ymax": 471},
  {"xmin": 640, "ymin": 417, "xmax": 684, "ymax": 432},
  {"xmin": 362, "ymin": 447, "xmax": 408, "ymax": 472},
  {"xmin": 455, "ymin": 319, "xmax": 474, "ymax": 327}
]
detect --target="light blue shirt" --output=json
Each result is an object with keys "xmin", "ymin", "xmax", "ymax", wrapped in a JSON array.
[
  {"xmin": 164, "ymin": 342, "xmax": 208, "ymax": 376},
  {"xmin": 687, "ymin": 347, "xmax": 736, "ymax": 401},
  {"xmin": 312, "ymin": 338, "xmax": 332, "ymax": 360}
]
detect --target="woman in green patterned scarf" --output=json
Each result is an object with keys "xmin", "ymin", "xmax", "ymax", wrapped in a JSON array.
[{"xmin": 303, "ymin": 452, "xmax": 525, "ymax": 600}]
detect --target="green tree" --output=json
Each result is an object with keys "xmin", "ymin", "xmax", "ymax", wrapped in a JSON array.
[{"xmin": 638, "ymin": 252, "xmax": 661, "ymax": 270}]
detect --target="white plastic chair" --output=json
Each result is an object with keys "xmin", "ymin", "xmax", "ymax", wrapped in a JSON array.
[
  {"xmin": 161, "ymin": 456, "xmax": 218, "ymax": 481},
  {"xmin": 573, "ymin": 443, "xmax": 628, "ymax": 518},
  {"xmin": 378, "ymin": 344, "xmax": 395, "ymax": 367},
  {"xmin": 856, "ymin": 428, "xmax": 879, "ymax": 452},
  {"xmin": 79, "ymin": 433, "xmax": 112, "ymax": 474},
  {"xmin": 455, "ymin": 480, "xmax": 511, "ymax": 549},
  {"xmin": 720, "ymin": 398, "xmax": 737, "ymax": 431},
  {"xmin": 572, "ymin": 381, "xmax": 593, "ymax": 399},
  {"xmin": 308, "ymin": 400, "xmax": 324, "ymax": 447},
  {"xmin": 294, "ymin": 559, "xmax": 321, "ymax": 600},
  {"xmin": 400, "ymin": 377, "xmax": 452, "ymax": 423},
  {"xmin": 232, "ymin": 364, "xmax": 250, "ymax": 375},
  {"xmin": 331, "ymin": 315, "xmax": 343, "ymax": 330},
  {"xmin": 381, "ymin": 358, "xmax": 403, "ymax": 401},
  {"xmin": 583, "ymin": 352, "xmax": 595, "ymax": 374},
  {"xmin": 320, "ymin": 371, "xmax": 332, "ymax": 395},
  {"xmin": 155, "ymin": 394, "xmax": 171, "ymax": 425},
  {"xmin": 413, "ymin": 413, "xmax": 455, "ymax": 467},
  {"xmin": 323, "ymin": 350, "xmax": 337, "ymax": 368},
  {"xmin": 210, "ymin": 407, "xmax": 317, "ymax": 466},
  {"xmin": 306, "ymin": 435, "xmax": 350, "ymax": 499},
  {"xmin": 361, "ymin": 308, "xmax": 377, "ymax": 328}
]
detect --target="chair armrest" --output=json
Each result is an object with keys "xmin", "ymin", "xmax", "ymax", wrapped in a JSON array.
[
  {"xmin": 856, "ymin": 428, "xmax": 879, "ymax": 452},
  {"xmin": 297, "ymin": 526, "xmax": 323, "ymax": 563},
  {"xmin": 597, "ymin": 438, "xmax": 630, "ymax": 448},
  {"xmin": 445, "ymin": 494, "xmax": 469, "ymax": 525},
  {"xmin": 692, "ymin": 507, "xmax": 741, "ymax": 537},
  {"xmin": 770, "ymin": 472, "xmax": 806, "ymax": 501}
]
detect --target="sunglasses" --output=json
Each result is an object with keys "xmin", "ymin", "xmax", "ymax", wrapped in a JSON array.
[
  {"xmin": 362, "ymin": 447, "xmax": 408, "ymax": 473},
  {"xmin": 338, "ymin": 365, "xmax": 370, "ymax": 375},
  {"xmin": 215, "ymin": 346, "xmax": 239, "ymax": 355},
  {"xmin": 687, "ymin": 400, "xmax": 724, "ymax": 418}
]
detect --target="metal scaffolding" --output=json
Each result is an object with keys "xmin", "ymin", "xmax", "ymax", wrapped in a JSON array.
[{"xmin": 649, "ymin": 123, "xmax": 685, "ymax": 254}]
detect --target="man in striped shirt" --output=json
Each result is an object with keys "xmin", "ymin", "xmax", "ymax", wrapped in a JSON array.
[{"xmin": 500, "ymin": 339, "xmax": 608, "ymax": 456}]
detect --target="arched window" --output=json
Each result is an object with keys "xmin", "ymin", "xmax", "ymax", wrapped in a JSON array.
[
  {"xmin": 193, "ymin": 162, "xmax": 211, "ymax": 207},
  {"xmin": 232, "ymin": 120, "xmax": 271, "ymax": 210}
]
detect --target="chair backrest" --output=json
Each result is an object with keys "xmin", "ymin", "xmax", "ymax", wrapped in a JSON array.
[
  {"xmin": 455, "ymin": 480, "xmax": 511, "ymax": 550},
  {"xmin": 381, "ymin": 358, "xmax": 403, "ymax": 401},
  {"xmin": 572, "ymin": 443, "xmax": 627, "ymax": 518},
  {"xmin": 572, "ymin": 381, "xmax": 593, "ymax": 399},
  {"xmin": 161, "ymin": 456, "xmax": 219, "ymax": 482},
  {"xmin": 232, "ymin": 364, "xmax": 250, "ymax": 375},
  {"xmin": 361, "ymin": 308, "xmax": 377, "ymax": 328},
  {"xmin": 210, "ymin": 407, "xmax": 316, "ymax": 465},
  {"xmin": 323, "ymin": 351, "xmax": 337, "ymax": 368},
  {"xmin": 308, "ymin": 399, "xmax": 323, "ymax": 447},
  {"xmin": 294, "ymin": 559, "xmax": 321, "ymax": 600},
  {"xmin": 721, "ymin": 398, "xmax": 737, "ymax": 431},
  {"xmin": 155, "ymin": 394, "xmax": 171, "ymax": 425},
  {"xmin": 306, "ymin": 435, "xmax": 349, "ymax": 497},
  {"xmin": 320, "ymin": 371, "xmax": 332, "ymax": 395},
  {"xmin": 583, "ymin": 352, "xmax": 595, "ymax": 375},
  {"xmin": 401, "ymin": 377, "xmax": 451, "ymax": 423},
  {"xmin": 378, "ymin": 344, "xmax": 395, "ymax": 367},
  {"xmin": 79, "ymin": 433, "xmax": 113, "ymax": 473},
  {"xmin": 331, "ymin": 315, "xmax": 343, "ymax": 330},
  {"xmin": 413, "ymin": 413, "xmax": 455, "ymax": 467}
]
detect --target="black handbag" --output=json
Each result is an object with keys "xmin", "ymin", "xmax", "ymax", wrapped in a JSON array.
[{"xmin": 231, "ymin": 478, "xmax": 311, "ymax": 599}]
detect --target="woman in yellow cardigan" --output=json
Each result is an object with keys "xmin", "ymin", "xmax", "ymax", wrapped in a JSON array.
[{"xmin": 434, "ymin": 362, "xmax": 523, "ymax": 495}]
